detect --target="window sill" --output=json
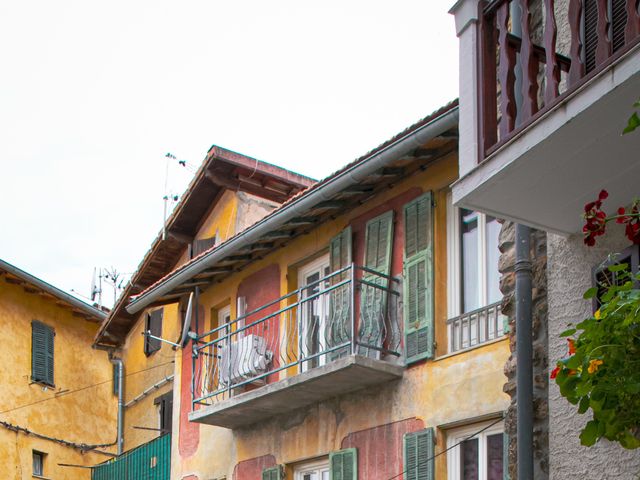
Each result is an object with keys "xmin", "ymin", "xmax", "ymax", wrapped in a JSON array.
[
  {"xmin": 30, "ymin": 380, "xmax": 55, "ymax": 389},
  {"xmin": 33, "ymin": 475, "xmax": 51, "ymax": 480},
  {"xmin": 435, "ymin": 335, "xmax": 508, "ymax": 362}
]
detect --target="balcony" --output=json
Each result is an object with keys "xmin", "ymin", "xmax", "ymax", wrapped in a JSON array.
[
  {"xmin": 453, "ymin": 0, "xmax": 640, "ymax": 234},
  {"xmin": 447, "ymin": 302, "xmax": 506, "ymax": 353},
  {"xmin": 189, "ymin": 265, "xmax": 403, "ymax": 429}
]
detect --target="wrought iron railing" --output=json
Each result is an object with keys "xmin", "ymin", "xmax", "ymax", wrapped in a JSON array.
[
  {"xmin": 478, "ymin": 0, "xmax": 640, "ymax": 160},
  {"xmin": 446, "ymin": 302, "xmax": 505, "ymax": 353},
  {"xmin": 191, "ymin": 264, "xmax": 401, "ymax": 408}
]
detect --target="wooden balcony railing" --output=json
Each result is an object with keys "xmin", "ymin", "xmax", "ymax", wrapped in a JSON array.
[{"xmin": 479, "ymin": 0, "xmax": 640, "ymax": 161}]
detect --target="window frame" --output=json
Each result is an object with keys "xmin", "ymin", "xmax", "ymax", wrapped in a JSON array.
[
  {"xmin": 293, "ymin": 458, "xmax": 330, "ymax": 480},
  {"xmin": 446, "ymin": 194, "xmax": 501, "ymax": 318},
  {"xmin": 154, "ymin": 390, "xmax": 173, "ymax": 434},
  {"xmin": 446, "ymin": 420, "xmax": 504, "ymax": 480},
  {"xmin": 32, "ymin": 450, "xmax": 45, "ymax": 477}
]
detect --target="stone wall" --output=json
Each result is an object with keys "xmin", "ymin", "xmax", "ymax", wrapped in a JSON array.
[{"xmin": 499, "ymin": 221, "xmax": 549, "ymax": 480}]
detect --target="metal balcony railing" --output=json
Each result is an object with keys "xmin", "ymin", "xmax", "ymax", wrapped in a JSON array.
[
  {"xmin": 446, "ymin": 302, "xmax": 506, "ymax": 353},
  {"xmin": 478, "ymin": 0, "xmax": 640, "ymax": 161},
  {"xmin": 191, "ymin": 264, "xmax": 401, "ymax": 408}
]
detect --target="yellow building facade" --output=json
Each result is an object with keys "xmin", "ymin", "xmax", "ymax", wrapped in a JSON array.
[
  {"xmin": 117, "ymin": 101, "xmax": 511, "ymax": 480},
  {"xmin": 0, "ymin": 260, "xmax": 117, "ymax": 480},
  {"xmin": 94, "ymin": 147, "xmax": 315, "ymax": 460}
]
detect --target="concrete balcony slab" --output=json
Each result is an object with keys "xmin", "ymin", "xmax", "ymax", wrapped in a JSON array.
[{"xmin": 188, "ymin": 354, "xmax": 403, "ymax": 429}]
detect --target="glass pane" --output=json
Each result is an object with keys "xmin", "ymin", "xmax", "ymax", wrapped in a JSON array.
[
  {"xmin": 461, "ymin": 209, "xmax": 480, "ymax": 312},
  {"xmin": 487, "ymin": 433, "xmax": 504, "ymax": 480},
  {"xmin": 461, "ymin": 438, "xmax": 479, "ymax": 480},
  {"xmin": 321, "ymin": 470, "xmax": 330, "ymax": 480},
  {"xmin": 485, "ymin": 216, "xmax": 501, "ymax": 305}
]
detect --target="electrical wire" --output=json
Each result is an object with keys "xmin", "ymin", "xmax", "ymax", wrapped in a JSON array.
[
  {"xmin": 385, "ymin": 417, "xmax": 503, "ymax": 480},
  {"xmin": 0, "ymin": 360, "xmax": 174, "ymax": 416}
]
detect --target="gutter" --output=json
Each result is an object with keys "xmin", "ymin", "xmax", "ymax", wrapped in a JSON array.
[
  {"xmin": 0, "ymin": 259, "xmax": 106, "ymax": 321},
  {"xmin": 110, "ymin": 357, "xmax": 124, "ymax": 455},
  {"xmin": 515, "ymin": 224, "xmax": 533, "ymax": 480},
  {"xmin": 126, "ymin": 106, "xmax": 459, "ymax": 314}
]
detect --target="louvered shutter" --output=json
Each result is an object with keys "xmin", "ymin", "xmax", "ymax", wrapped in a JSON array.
[
  {"xmin": 403, "ymin": 192, "xmax": 434, "ymax": 364},
  {"xmin": 359, "ymin": 211, "xmax": 394, "ymax": 357},
  {"xmin": 191, "ymin": 235, "xmax": 217, "ymax": 259},
  {"xmin": 329, "ymin": 227, "xmax": 353, "ymax": 359},
  {"xmin": 262, "ymin": 466, "xmax": 282, "ymax": 480},
  {"xmin": 144, "ymin": 309, "xmax": 163, "ymax": 356},
  {"xmin": 329, "ymin": 448, "xmax": 357, "ymax": 480},
  {"xmin": 31, "ymin": 321, "xmax": 54, "ymax": 386},
  {"xmin": 403, "ymin": 428, "xmax": 434, "ymax": 480}
]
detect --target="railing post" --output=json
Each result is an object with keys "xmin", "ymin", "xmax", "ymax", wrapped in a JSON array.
[
  {"xmin": 479, "ymin": 4, "xmax": 499, "ymax": 159},
  {"xmin": 568, "ymin": 0, "xmax": 585, "ymax": 85},
  {"xmin": 350, "ymin": 263, "xmax": 357, "ymax": 355}
]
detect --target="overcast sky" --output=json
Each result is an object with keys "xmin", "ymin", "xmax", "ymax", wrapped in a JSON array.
[{"xmin": 0, "ymin": 0, "xmax": 458, "ymax": 307}]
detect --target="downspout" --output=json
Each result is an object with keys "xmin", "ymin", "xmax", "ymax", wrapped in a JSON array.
[
  {"xmin": 110, "ymin": 357, "xmax": 124, "ymax": 455},
  {"xmin": 515, "ymin": 224, "xmax": 533, "ymax": 480}
]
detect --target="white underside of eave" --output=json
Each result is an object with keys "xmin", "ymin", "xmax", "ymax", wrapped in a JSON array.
[{"xmin": 453, "ymin": 48, "xmax": 640, "ymax": 235}]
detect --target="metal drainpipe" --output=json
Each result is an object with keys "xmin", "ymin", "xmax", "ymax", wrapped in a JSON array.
[
  {"xmin": 515, "ymin": 224, "xmax": 533, "ymax": 480},
  {"xmin": 110, "ymin": 357, "xmax": 124, "ymax": 455}
]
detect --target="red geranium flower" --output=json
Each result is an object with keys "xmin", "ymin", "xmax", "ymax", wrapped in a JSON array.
[{"xmin": 550, "ymin": 366, "xmax": 560, "ymax": 379}]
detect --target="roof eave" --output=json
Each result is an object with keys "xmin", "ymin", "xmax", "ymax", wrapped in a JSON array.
[{"xmin": 125, "ymin": 104, "xmax": 459, "ymax": 314}]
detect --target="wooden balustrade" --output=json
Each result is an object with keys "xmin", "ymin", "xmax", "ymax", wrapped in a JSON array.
[{"xmin": 478, "ymin": 0, "xmax": 640, "ymax": 162}]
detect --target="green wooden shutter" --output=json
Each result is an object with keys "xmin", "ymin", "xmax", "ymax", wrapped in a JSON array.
[
  {"xmin": 262, "ymin": 466, "xmax": 282, "ymax": 480},
  {"xmin": 329, "ymin": 227, "xmax": 352, "ymax": 359},
  {"xmin": 403, "ymin": 192, "xmax": 434, "ymax": 364},
  {"xmin": 359, "ymin": 211, "xmax": 394, "ymax": 357},
  {"xmin": 330, "ymin": 448, "xmax": 357, "ymax": 480},
  {"xmin": 403, "ymin": 428, "xmax": 434, "ymax": 480},
  {"xmin": 31, "ymin": 320, "xmax": 54, "ymax": 386}
]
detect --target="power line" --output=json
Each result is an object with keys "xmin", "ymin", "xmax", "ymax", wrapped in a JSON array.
[
  {"xmin": 386, "ymin": 417, "xmax": 503, "ymax": 480},
  {"xmin": 0, "ymin": 360, "xmax": 174, "ymax": 416}
]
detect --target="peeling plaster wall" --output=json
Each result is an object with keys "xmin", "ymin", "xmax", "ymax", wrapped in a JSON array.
[
  {"xmin": 170, "ymin": 155, "xmax": 511, "ymax": 480},
  {"xmin": 547, "ymin": 231, "xmax": 640, "ymax": 480}
]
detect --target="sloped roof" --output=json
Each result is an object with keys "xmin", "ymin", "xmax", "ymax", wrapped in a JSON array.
[
  {"xmin": 0, "ymin": 259, "xmax": 107, "ymax": 322},
  {"xmin": 94, "ymin": 147, "xmax": 315, "ymax": 347},
  {"xmin": 125, "ymin": 100, "xmax": 459, "ymax": 314}
]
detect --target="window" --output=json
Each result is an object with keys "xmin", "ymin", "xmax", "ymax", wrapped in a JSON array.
[
  {"xmin": 294, "ymin": 458, "xmax": 330, "ymax": 480},
  {"xmin": 31, "ymin": 321, "xmax": 54, "ymax": 386},
  {"xmin": 593, "ymin": 244, "xmax": 639, "ymax": 310},
  {"xmin": 33, "ymin": 451, "xmax": 45, "ymax": 477},
  {"xmin": 446, "ymin": 422, "xmax": 504, "ymax": 480},
  {"xmin": 448, "ymin": 205, "xmax": 501, "ymax": 315},
  {"xmin": 144, "ymin": 309, "xmax": 163, "ymax": 356},
  {"xmin": 191, "ymin": 234, "xmax": 217, "ymax": 259},
  {"xmin": 447, "ymin": 197, "xmax": 505, "ymax": 352},
  {"xmin": 298, "ymin": 255, "xmax": 331, "ymax": 371},
  {"xmin": 154, "ymin": 391, "xmax": 173, "ymax": 434}
]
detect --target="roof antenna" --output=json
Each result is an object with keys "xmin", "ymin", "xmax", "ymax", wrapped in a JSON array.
[{"xmin": 163, "ymin": 153, "xmax": 175, "ymax": 240}]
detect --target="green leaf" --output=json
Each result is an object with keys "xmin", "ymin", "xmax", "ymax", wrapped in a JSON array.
[
  {"xmin": 580, "ymin": 420, "xmax": 600, "ymax": 446},
  {"xmin": 560, "ymin": 328, "xmax": 577, "ymax": 337},
  {"xmin": 607, "ymin": 263, "xmax": 629, "ymax": 273},
  {"xmin": 583, "ymin": 287, "xmax": 598, "ymax": 299},
  {"xmin": 578, "ymin": 396, "xmax": 590, "ymax": 414},
  {"xmin": 623, "ymin": 112, "xmax": 640, "ymax": 134}
]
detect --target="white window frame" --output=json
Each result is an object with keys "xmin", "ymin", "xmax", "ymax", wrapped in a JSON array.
[
  {"xmin": 446, "ymin": 420, "xmax": 504, "ymax": 480},
  {"xmin": 294, "ymin": 458, "xmax": 330, "ymax": 480},
  {"xmin": 447, "ymin": 193, "xmax": 498, "ymax": 318},
  {"xmin": 218, "ymin": 305, "xmax": 231, "ymax": 347},
  {"xmin": 297, "ymin": 254, "xmax": 331, "ymax": 372}
]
